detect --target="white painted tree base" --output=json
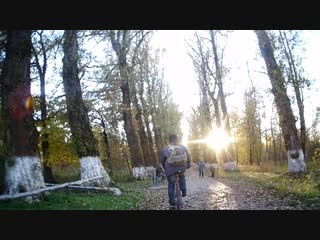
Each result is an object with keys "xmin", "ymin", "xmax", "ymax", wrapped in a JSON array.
[
  {"xmin": 288, "ymin": 149, "xmax": 307, "ymax": 173},
  {"xmin": 223, "ymin": 161, "xmax": 238, "ymax": 171},
  {"xmin": 5, "ymin": 156, "xmax": 45, "ymax": 194},
  {"xmin": 80, "ymin": 156, "xmax": 110, "ymax": 187},
  {"xmin": 132, "ymin": 166, "xmax": 155, "ymax": 180}
]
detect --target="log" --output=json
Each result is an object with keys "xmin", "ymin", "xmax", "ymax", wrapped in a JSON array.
[
  {"xmin": 149, "ymin": 186, "xmax": 167, "ymax": 190},
  {"xmin": 0, "ymin": 176, "xmax": 103, "ymax": 201},
  {"xmin": 66, "ymin": 185, "xmax": 122, "ymax": 195}
]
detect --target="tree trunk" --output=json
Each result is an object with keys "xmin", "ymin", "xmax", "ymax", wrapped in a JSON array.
[
  {"xmin": 199, "ymin": 64, "xmax": 213, "ymax": 164},
  {"xmin": 138, "ymin": 74, "xmax": 158, "ymax": 165},
  {"xmin": 62, "ymin": 30, "xmax": 110, "ymax": 186},
  {"xmin": 146, "ymin": 72, "xmax": 164, "ymax": 162},
  {"xmin": 249, "ymin": 140, "xmax": 253, "ymax": 165},
  {"xmin": 144, "ymin": 111, "xmax": 157, "ymax": 164},
  {"xmin": 100, "ymin": 116, "xmax": 113, "ymax": 176},
  {"xmin": 270, "ymin": 119, "xmax": 277, "ymax": 166},
  {"xmin": 279, "ymin": 30, "xmax": 307, "ymax": 157},
  {"xmin": 248, "ymin": 116, "xmax": 254, "ymax": 166},
  {"xmin": 255, "ymin": 30, "xmax": 307, "ymax": 173},
  {"xmin": 40, "ymin": 74, "xmax": 55, "ymax": 183},
  {"xmin": 153, "ymin": 125, "xmax": 162, "ymax": 159},
  {"xmin": 131, "ymin": 81, "xmax": 152, "ymax": 166},
  {"xmin": 258, "ymin": 116, "xmax": 262, "ymax": 165},
  {"xmin": 0, "ymin": 30, "xmax": 45, "ymax": 194},
  {"xmin": 108, "ymin": 30, "xmax": 144, "ymax": 168},
  {"xmin": 210, "ymin": 31, "xmax": 230, "ymax": 133},
  {"xmin": 279, "ymin": 126, "xmax": 284, "ymax": 164},
  {"xmin": 235, "ymin": 134, "xmax": 238, "ymax": 165},
  {"xmin": 210, "ymin": 30, "xmax": 236, "ymax": 169},
  {"xmin": 33, "ymin": 41, "xmax": 55, "ymax": 183},
  {"xmin": 120, "ymin": 73, "xmax": 144, "ymax": 167},
  {"xmin": 265, "ymin": 130, "xmax": 269, "ymax": 162}
]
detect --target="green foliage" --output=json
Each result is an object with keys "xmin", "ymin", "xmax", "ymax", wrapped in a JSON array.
[
  {"xmin": 35, "ymin": 98, "xmax": 79, "ymax": 168},
  {"xmin": 52, "ymin": 164, "xmax": 80, "ymax": 183},
  {"xmin": 112, "ymin": 174, "xmax": 136, "ymax": 183},
  {"xmin": 308, "ymin": 148, "xmax": 320, "ymax": 176},
  {"xmin": 44, "ymin": 121, "xmax": 79, "ymax": 167},
  {"xmin": 311, "ymin": 148, "xmax": 320, "ymax": 161},
  {"xmin": 160, "ymin": 100, "xmax": 183, "ymax": 143}
]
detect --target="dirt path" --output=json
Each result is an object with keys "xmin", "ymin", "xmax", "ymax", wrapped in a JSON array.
[{"xmin": 135, "ymin": 166, "xmax": 307, "ymax": 210}]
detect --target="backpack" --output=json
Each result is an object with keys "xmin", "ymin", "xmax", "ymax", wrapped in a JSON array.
[{"xmin": 167, "ymin": 145, "xmax": 187, "ymax": 166}]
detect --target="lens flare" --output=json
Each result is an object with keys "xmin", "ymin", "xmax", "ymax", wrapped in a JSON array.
[
  {"xmin": 25, "ymin": 96, "xmax": 34, "ymax": 111},
  {"xmin": 206, "ymin": 128, "xmax": 232, "ymax": 152}
]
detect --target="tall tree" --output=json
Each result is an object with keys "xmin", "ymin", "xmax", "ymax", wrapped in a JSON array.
[
  {"xmin": 209, "ymin": 30, "xmax": 236, "ymax": 168},
  {"xmin": 31, "ymin": 30, "xmax": 61, "ymax": 183},
  {"xmin": 97, "ymin": 112, "xmax": 113, "ymax": 176},
  {"xmin": 188, "ymin": 33, "xmax": 215, "ymax": 164},
  {"xmin": 255, "ymin": 30, "xmax": 307, "ymax": 173},
  {"xmin": 0, "ymin": 30, "xmax": 45, "ymax": 194},
  {"xmin": 137, "ymin": 46, "xmax": 158, "ymax": 165},
  {"xmin": 62, "ymin": 30, "xmax": 110, "ymax": 186},
  {"xmin": 277, "ymin": 30, "xmax": 308, "ymax": 157},
  {"xmin": 187, "ymin": 107, "xmax": 204, "ymax": 161},
  {"xmin": 209, "ymin": 31, "xmax": 229, "ymax": 130},
  {"xmin": 131, "ymin": 74, "xmax": 153, "ymax": 166},
  {"xmin": 108, "ymin": 30, "xmax": 148, "ymax": 168},
  {"xmin": 144, "ymin": 49, "xmax": 179, "ymax": 161},
  {"xmin": 0, "ymin": 30, "xmax": 7, "ymax": 192},
  {"xmin": 243, "ymin": 89, "xmax": 259, "ymax": 165}
]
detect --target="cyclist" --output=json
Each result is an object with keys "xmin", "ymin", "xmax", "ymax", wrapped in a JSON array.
[
  {"xmin": 160, "ymin": 134, "xmax": 191, "ymax": 209},
  {"xmin": 155, "ymin": 164, "xmax": 165, "ymax": 185}
]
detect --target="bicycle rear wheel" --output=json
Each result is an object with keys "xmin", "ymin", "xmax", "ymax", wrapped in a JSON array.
[{"xmin": 175, "ymin": 181, "xmax": 183, "ymax": 210}]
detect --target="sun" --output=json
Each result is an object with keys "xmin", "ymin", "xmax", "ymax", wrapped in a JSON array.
[{"xmin": 206, "ymin": 128, "xmax": 233, "ymax": 152}]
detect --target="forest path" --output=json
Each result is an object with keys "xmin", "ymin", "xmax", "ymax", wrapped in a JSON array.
[{"xmin": 135, "ymin": 165, "xmax": 307, "ymax": 210}]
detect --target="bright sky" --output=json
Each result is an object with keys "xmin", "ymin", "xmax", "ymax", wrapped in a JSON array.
[
  {"xmin": 150, "ymin": 30, "xmax": 198, "ymax": 144},
  {"xmin": 150, "ymin": 30, "xmax": 320, "ymax": 145}
]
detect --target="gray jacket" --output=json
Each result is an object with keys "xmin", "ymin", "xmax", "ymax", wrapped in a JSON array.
[
  {"xmin": 160, "ymin": 145, "xmax": 191, "ymax": 177},
  {"xmin": 198, "ymin": 160, "xmax": 205, "ymax": 171}
]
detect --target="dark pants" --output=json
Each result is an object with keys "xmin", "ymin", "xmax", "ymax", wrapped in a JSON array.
[
  {"xmin": 167, "ymin": 173, "xmax": 186, "ymax": 206},
  {"xmin": 199, "ymin": 170, "xmax": 204, "ymax": 177}
]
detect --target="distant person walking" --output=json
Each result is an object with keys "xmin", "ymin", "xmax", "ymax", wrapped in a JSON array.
[{"xmin": 198, "ymin": 160, "xmax": 205, "ymax": 178}]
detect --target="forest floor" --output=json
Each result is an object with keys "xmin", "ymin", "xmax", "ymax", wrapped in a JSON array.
[{"xmin": 135, "ymin": 165, "xmax": 317, "ymax": 210}]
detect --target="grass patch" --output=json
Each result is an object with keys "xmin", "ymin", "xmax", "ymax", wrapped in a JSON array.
[
  {"xmin": 0, "ymin": 178, "xmax": 152, "ymax": 210},
  {"xmin": 218, "ymin": 166, "xmax": 320, "ymax": 208}
]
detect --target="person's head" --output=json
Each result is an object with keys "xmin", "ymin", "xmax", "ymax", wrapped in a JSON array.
[{"xmin": 168, "ymin": 134, "xmax": 178, "ymax": 144}]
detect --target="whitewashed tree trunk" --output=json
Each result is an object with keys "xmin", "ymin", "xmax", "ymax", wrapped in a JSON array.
[
  {"xmin": 288, "ymin": 149, "xmax": 307, "ymax": 173},
  {"xmin": 80, "ymin": 156, "xmax": 110, "ymax": 187},
  {"xmin": 5, "ymin": 156, "xmax": 45, "ymax": 194},
  {"xmin": 223, "ymin": 161, "xmax": 238, "ymax": 171},
  {"xmin": 132, "ymin": 166, "xmax": 155, "ymax": 180}
]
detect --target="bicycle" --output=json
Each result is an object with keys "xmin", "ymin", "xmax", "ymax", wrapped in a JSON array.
[{"xmin": 174, "ymin": 171, "xmax": 183, "ymax": 210}]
